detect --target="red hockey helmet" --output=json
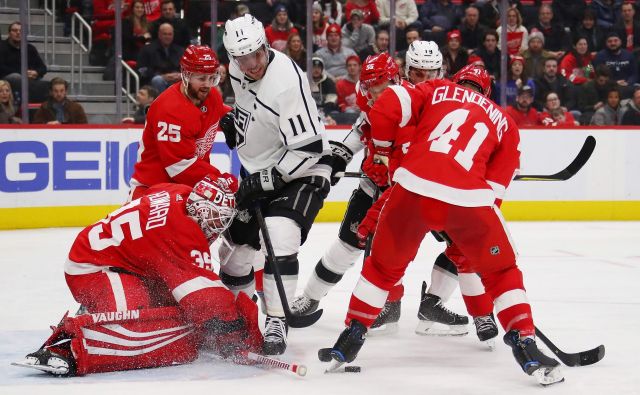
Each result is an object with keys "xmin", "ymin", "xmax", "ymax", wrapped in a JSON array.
[
  {"xmin": 453, "ymin": 64, "xmax": 492, "ymax": 97},
  {"xmin": 180, "ymin": 45, "xmax": 221, "ymax": 86},
  {"xmin": 359, "ymin": 53, "xmax": 400, "ymax": 98},
  {"xmin": 186, "ymin": 177, "xmax": 236, "ymax": 244}
]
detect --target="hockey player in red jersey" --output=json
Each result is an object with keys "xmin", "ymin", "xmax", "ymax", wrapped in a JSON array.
[
  {"xmin": 128, "ymin": 45, "xmax": 238, "ymax": 201},
  {"xmin": 321, "ymin": 65, "xmax": 564, "ymax": 386},
  {"xmin": 14, "ymin": 178, "xmax": 263, "ymax": 376}
]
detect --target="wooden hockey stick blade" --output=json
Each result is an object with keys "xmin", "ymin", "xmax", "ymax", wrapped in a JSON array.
[
  {"xmin": 535, "ymin": 327, "xmax": 605, "ymax": 367},
  {"xmin": 514, "ymin": 136, "xmax": 596, "ymax": 181},
  {"xmin": 254, "ymin": 205, "xmax": 323, "ymax": 329}
]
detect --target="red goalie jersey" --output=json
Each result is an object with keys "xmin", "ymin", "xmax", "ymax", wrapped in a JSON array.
[
  {"xmin": 369, "ymin": 79, "xmax": 520, "ymax": 207},
  {"xmin": 130, "ymin": 83, "xmax": 231, "ymax": 189}
]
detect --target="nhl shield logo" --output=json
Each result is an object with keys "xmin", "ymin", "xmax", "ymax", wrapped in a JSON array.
[{"xmin": 490, "ymin": 246, "xmax": 500, "ymax": 255}]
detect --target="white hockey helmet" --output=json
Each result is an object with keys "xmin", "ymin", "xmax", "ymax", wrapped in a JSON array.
[
  {"xmin": 405, "ymin": 40, "xmax": 443, "ymax": 80},
  {"xmin": 223, "ymin": 14, "xmax": 268, "ymax": 58}
]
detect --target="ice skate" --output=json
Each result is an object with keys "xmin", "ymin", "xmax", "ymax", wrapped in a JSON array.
[
  {"xmin": 474, "ymin": 313, "xmax": 499, "ymax": 350},
  {"xmin": 369, "ymin": 300, "xmax": 401, "ymax": 336},
  {"xmin": 263, "ymin": 315, "xmax": 288, "ymax": 355},
  {"xmin": 415, "ymin": 282, "xmax": 469, "ymax": 336},
  {"xmin": 12, "ymin": 346, "xmax": 75, "ymax": 376},
  {"xmin": 504, "ymin": 330, "xmax": 564, "ymax": 386},
  {"xmin": 290, "ymin": 294, "xmax": 320, "ymax": 316},
  {"xmin": 327, "ymin": 319, "xmax": 367, "ymax": 364}
]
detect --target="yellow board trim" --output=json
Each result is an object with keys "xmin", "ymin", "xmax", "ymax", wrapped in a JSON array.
[{"xmin": 1, "ymin": 201, "xmax": 639, "ymax": 230}]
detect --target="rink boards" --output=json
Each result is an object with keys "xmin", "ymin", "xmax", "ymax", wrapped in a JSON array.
[{"xmin": 0, "ymin": 125, "xmax": 639, "ymax": 229}]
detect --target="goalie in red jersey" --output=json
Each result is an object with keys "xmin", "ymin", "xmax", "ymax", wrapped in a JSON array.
[
  {"xmin": 321, "ymin": 65, "xmax": 564, "ymax": 386},
  {"xmin": 14, "ymin": 177, "xmax": 263, "ymax": 376},
  {"xmin": 128, "ymin": 45, "xmax": 238, "ymax": 201}
]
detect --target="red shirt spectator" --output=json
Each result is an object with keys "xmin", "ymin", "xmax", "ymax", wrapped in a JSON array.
[
  {"xmin": 505, "ymin": 85, "xmax": 540, "ymax": 127},
  {"xmin": 559, "ymin": 37, "xmax": 595, "ymax": 85},
  {"xmin": 336, "ymin": 55, "xmax": 361, "ymax": 112},
  {"xmin": 264, "ymin": 4, "xmax": 299, "ymax": 52},
  {"xmin": 345, "ymin": 0, "xmax": 379, "ymax": 25}
]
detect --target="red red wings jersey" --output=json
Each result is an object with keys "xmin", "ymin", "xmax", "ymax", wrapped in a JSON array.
[
  {"xmin": 369, "ymin": 79, "xmax": 520, "ymax": 207},
  {"xmin": 130, "ymin": 83, "xmax": 232, "ymax": 188},
  {"xmin": 67, "ymin": 183, "xmax": 213, "ymax": 279}
]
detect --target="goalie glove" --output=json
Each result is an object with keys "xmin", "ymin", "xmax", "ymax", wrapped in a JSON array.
[
  {"xmin": 220, "ymin": 111, "xmax": 237, "ymax": 149},
  {"xmin": 236, "ymin": 167, "xmax": 286, "ymax": 207},
  {"xmin": 329, "ymin": 141, "xmax": 354, "ymax": 186}
]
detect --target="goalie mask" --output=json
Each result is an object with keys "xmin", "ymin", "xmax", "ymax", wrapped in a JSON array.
[{"xmin": 186, "ymin": 178, "xmax": 237, "ymax": 244}]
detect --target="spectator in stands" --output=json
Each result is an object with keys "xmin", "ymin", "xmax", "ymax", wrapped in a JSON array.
[
  {"xmin": 496, "ymin": 55, "xmax": 535, "ymax": 107},
  {"xmin": 0, "ymin": 80, "xmax": 21, "ymax": 124},
  {"xmin": 264, "ymin": 4, "xmax": 298, "ymax": 52},
  {"xmin": 590, "ymin": 0, "xmax": 620, "ymax": 31},
  {"xmin": 319, "ymin": 0, "xmax": 343, "ymax": 25},
  {"xmin": 377, "ymin": 0, "xmax": 421, "ymax": 51},
  {"xmin": 395, "ymin": 26, "xmax": 421, "ymax": 60},
  {"xmin": 33, "ymin": 78, "xmax": 88, "ymax": 124},
  {"xmin": 395, "ymin": 55, "xmax": 406, "ymax": 79},
  {"xmin": 285, "ymin": 33, "xmax": 307, "ymax": 71},
  {"xmin": 529, "ymin": 4, "xmax": 569, "ymax": 55},
  {"xmin": 553, "ymin": 0, "xmax": 587, "ymax": 31},
  {"xmin": 457, "ymin": 5, "xmax": 487, "ymax": 53},
  {"xmin": 496, "ymin": 7, "xmax": 528, "ymax": 56},
  {"xmin": 540, "ymin": 92, "xmax": 578, "ymax": 126},
  {"xmin": 479, "ymin": 0, "xmax": 502, "ymax": 28},
  {"xmin": 149, "ymin": 1, "xmax": 190, "ymax": 48},
  {"xmin": 341, "ymin": 9, "xmax": 375, "ymax": 53},
  {"xmin": 621, "ymin": 86, "xmax": 640, "ymax": 125},
  {"xmin": 92, "ymin": 0, "xmax": 131, "ymax": 21},
  {"xmin": 593, "ymin": 31, "xmax": 638, "ymax": 92},
  {"xmin": 344, "ymin": 0, "xmax": 379, "ymax": 26},
  {"xmin": 137, "ymin": 23, "xmax": 184, "ymax": 93},
  {"xmin": 573, "ymin": 8, "xmax": 606, "ymax": 56},
  {"xmin": 336, "ymin": 55, "xmax": 361, "ymax": 113},
  {"xmin": 358, "ymin": 29, "xmax": 390, "ymax": 62},
  {"xmin": 309, "ymin": 57, "xmax": 338, "ymax": 115},
  {"xmin": 577, "ymin": 64, "xmax": 615, "ymax": 124},
  {"xmin": 534, "ymin": 57, "xmax": 575, "ymax": 111},
  {"xmin": 441, "ymin": 29, "xmax": 468, "ymax": 77},
  {"xmin": 614, "ymin": 3, "xmax": 640, "ymax": 57},
  {"xmin": 122, "ymin": 0, "xmax": 151, "ymax": 62},
  {"xmin": 559, "ymin": 36, "xmax": 595, "ymax": 86},
  {"xmin": 475, "ymin": 30, "xmax": 501, "ymax": 80},
  {"xmin": 522, "ymin": 31, "xmax": 553, "ymax": 80},
  {"xmin": 420, "ymin": 0, "xmax": 463, "ymax": 46},
  {"xmin": 314, "ymin": 24, "xmax": 357, "ymax": 79},
  {"xmin": 312, "ymin": 2, "xmax": 329, "ymax": 51},
  {"xmin": 591, "ymin": 86, "xmax": 623, "ymax": 125},
  {"xmin": 122, "ymin": 85, "xmax": 158, "ymax": 123},
  {"xmin": 505, "ymin": 85, "xmax": 540, "ymax": 127},
  {"xmin": 0, "ymin": 22, "xmax": 49, "ymax": 103}
]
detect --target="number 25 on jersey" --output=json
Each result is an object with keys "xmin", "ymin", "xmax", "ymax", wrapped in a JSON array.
[{"xmin": 157, "ymin": 121, "xmax": 181, "ymax": 142}]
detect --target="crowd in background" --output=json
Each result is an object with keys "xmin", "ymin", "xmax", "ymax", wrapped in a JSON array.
[{"xmin": 2, "ymin": 0, "xmax": 640, "ymax": 126}]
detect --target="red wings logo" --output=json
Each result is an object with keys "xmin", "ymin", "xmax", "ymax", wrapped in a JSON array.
[{"xmin": 195, "ymin": 123, "xmax": 218, "ymax": 158}]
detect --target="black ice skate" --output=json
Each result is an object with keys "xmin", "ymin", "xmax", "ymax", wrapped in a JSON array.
[
  {"xmin": 504, "ymin": 330, "xmax": 564, "ymax": 386},
  {"xmin": 369, "ymin": 300, "xmax": 401, "ymax": 335},
  {"xmin": 12, "ymin": 346, "xmax": 75, "ymax": 376},
  {"xmin": 474, "ymin": 313, "xmax": 499, "ymax": 350},
  {"xmin": 263, "ymin": 315, "xmax": 288, "ymax": 355},
  {"xmin": 415, "ymin": 281, "xmax": 469, "ymax": 336},
  {"xmin": 330, "ymin": 319, "xmax": 367, "ymax": 363},
  {"xmin": 290, "ymin": 295, "xmax": 320, "ymax": 316}
]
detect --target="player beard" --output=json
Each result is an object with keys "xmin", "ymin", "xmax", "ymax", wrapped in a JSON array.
[{"xmin": 188, "ymin": 84, "xmax": 210, "ymax": 105}]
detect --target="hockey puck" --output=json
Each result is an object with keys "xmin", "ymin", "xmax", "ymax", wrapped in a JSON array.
[{"xmin": 344, "ymin": 366, "xmax": 361, "ymax": 373}]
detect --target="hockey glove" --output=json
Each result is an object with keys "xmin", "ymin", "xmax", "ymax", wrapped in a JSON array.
[
  {"xmin": 329, "ymin": 141, "xmax": 354, "ymax": 186},
  {"xmin": 362, "ymin": 151, "xmax": 390, "ymax": 187},
  {"xmin": 356, "ymin": 187, "xmax": 392, "ymax": 248},
  {"xmin": 220, "ymin": 111, "xmax": 237, "ymax": 149},
  {"xmin": 236, "ymin": 167, "xmax": 286, "ymax": 207}
]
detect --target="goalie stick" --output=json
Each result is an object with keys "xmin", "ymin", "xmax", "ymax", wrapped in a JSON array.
[
  {"xmin": 335, "ymin": 135, "xmax": 596, "ymax": 182},
  {"xmin": 254, "ymin": 205, "xmax": 323, "ymax": 328},
  {"xmin": 535, "ymin": 327, "xmax": 605, "ymax": 367}
]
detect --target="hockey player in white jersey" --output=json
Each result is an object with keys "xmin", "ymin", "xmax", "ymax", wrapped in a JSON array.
[{"xmin": 219, "ymin": 14, "xmax": 332, "ymax": 355}]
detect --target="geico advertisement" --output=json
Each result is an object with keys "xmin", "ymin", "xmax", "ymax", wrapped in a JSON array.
[{"xmin": 0, "ymin": 128, "xmax": 238, "ymax": 208}]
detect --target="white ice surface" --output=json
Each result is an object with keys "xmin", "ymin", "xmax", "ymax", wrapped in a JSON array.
[{"xmin": 1, "ymin": 222, "xmax": 639, "ymax": 395}]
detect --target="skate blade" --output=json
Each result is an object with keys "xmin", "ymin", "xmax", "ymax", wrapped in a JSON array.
[
  {"xmin": 482, "ymin": 338, "xmax": 496, "ymax": 351},
  {"xmin": 415, "ymin": 321, "xmax": 468, "ymax": 337},
  {"xmin": 11, "ymin": 361, "xmax": 69, "ymax": 375},
  {"xmin": 367, "ymin": 322, "xmax": 399, "ymax": 337},
  {"xmin": 532, "ymin": 366, "xmax": 564, "ymax": 386},
  {"xmin": 324, "ymin": 360, "xmax": 345, "ymax": 374}
]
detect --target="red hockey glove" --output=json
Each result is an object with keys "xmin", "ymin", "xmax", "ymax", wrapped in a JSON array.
[{"xmin": 362, "ymin": 153, "xmax": 390, "ymax": 187}]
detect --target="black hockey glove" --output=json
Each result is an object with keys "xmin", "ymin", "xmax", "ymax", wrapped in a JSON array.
[
  {"xmin": 236, "ymin": 167, "xmax": 286, "ymax": 207},
  {"xmin": 329, "ymin": 141, "xmax": 353, "ymax": 186},
  {"xmin": 220, "ymin": 111, "xmax": 237, "ymax": 149}
]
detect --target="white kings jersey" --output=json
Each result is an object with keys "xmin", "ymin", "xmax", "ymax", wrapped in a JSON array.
[{"xmin": 228, "ymin": 50, "xmax": 331, "ymax": 181}]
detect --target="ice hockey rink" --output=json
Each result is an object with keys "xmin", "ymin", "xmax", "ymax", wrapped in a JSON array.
[{"xmin": 1, "ymin": 221, "xmax": 639, "ymax": 395}]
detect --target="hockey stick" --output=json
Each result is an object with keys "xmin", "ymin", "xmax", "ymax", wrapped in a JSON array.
[
  {"xmin": 254, "ymin": 205, "xmax": 323, "ymax": 328},
  {"xmin": 535, "ymin": 326, "xmax": 605, "ymax": 367},
  {"xmin": 335, "ymin": 135, "xmax": 596, "ymax": 182},
  {"xmin": 244, "ymin": 351, "xmax": 308, "ymax": 376}
]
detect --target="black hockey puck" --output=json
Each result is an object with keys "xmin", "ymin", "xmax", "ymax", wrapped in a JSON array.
[{"xmin": 344, "ymin": 366, "xmax": 361, "ymax": 373}]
